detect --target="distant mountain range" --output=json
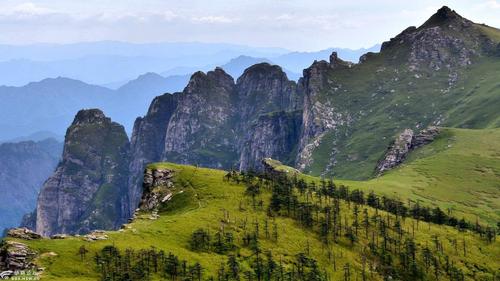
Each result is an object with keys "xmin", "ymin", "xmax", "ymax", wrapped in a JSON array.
[{"xmin": 0, "ymin": 41, "xmax": 379, "ymax": 86}]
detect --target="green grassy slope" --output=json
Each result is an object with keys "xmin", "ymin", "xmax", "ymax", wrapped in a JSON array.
[
  {"xmin": 341, "ymin": 128, "xmax": 500, "ymax": 224},
  {"xmin": 10, "ymin": 159, "xmax": 499, "ymax": 280}
]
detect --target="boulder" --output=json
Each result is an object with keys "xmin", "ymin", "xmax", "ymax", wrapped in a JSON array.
[{"xmin": 7, "ymin": 228, "xmax": 42, "ymax": 240}]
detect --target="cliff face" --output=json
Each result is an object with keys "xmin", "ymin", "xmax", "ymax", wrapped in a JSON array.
[
  {"xmin": 163, "ymin": 68, "xmax": 238, "ymax": 168},
  {"xmin": 296, "ymin": 53, "xmax": 352, "ymax": 170},
  {"xmin": 239, "ymin": 111, "xmax": 302, "ymax": 171},
  {"xmin": 124, "ymin": 64, "xmax": 303, "ymax": 213},
  {"xmin": 235, "ymin": 63, "xmax": 300, "ymax": 124},
  {"xmin": 0, "ymin": 139, "xmax": 62, "ymax": 234},
  {"xmin": 128, "ymin": 93, "xmax": 179, "ymax": 214},
  {"xmin": 131, "ymin": 64, "xmax": 302, "ymax": 173},
  {"xmin": 35, "ymin": 109, "xmax": 130, "ymax": 236}
]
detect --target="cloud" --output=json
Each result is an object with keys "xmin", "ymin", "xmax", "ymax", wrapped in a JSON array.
[
  {"xmin": 191, "ymin": 15, "xmax": 235, "ymax": 23},
  {"xmin": 482, "ymin": 0, "xmax": 500, "ymax": 9},
  {"xmin": 11, "ymin": 2, "xmax": 55, "ymax": 15}
]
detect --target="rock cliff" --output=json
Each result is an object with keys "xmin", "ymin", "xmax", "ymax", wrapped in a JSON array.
[
  {"xmin": 163, "ymin": 68, "xmax": 238, "ymax": 168},
  {"xmin": 35, "ymin": 109, "xmax": 130, "ymax": 236},
  {"xmin": 239, "ymin": 111, "xmax": 302, "ymax": 171},
  {"xmin": 296, "ymin": 53, "xmax": 352, "ymax": 170},
  {"xmin": 140, "ymin": 168, "xmax": 175, "ymax": 211},
  {"xmin": 128, "ymin": 93, "xmax": 179, "ymax": 214}
]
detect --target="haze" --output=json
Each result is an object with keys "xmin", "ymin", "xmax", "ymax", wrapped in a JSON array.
[{"xmin": 0, "ymin": 0, "xmax": 499, "ymax": 51}]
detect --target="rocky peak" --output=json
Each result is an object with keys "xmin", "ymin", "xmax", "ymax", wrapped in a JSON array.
[
  {"xmin": 35, "ymin": 109, "xmax": 130, "ymax": 236},
  {"xmin": 329, "ymin": 52, "xmax": 351, "ymax": 69},
  {"xmin": 379, "ymin": 6, "xmax": 487, "ymax": 71},
  {"xmin": 72, "ymin": 109, "xmax": 108, "ymax": 126},
  {"xmin": 236, "ymin": 63, "xmax": 299, "ymax": 113},
  {"xmin": 420, "ymin": 6, "xmax": 470, "ymax": 29},
  {"xmin": 163, "ymin": 67, "xmax": 237, "ymax": 168},
  {"xmin": 186, "ymin": 68, "xmax": 235, "ymax": 94}
]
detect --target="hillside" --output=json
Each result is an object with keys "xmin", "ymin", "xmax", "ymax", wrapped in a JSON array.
[
  {"xmin": 6, "ymin": 158, "xmax": 499, "ymax": 280},
  {"xmin": 345, "ymin": 128, "xmax": 500, "ymax": 225},
  {"xmin": 268, "ymin": 127, "xmax": 500, "ymax": 225},
  {"xmin": 297, "ymin": 7, "xmax": 500, "ymax": 179}
]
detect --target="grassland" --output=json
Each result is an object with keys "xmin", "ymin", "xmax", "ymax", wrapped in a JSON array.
[
  {"xmin": 10, "ymin": 152, "xmax": 499, "ymax": 280},
  {"xmin": 339, "ymin": 128, "xmax": 500, "ymax": 225}
]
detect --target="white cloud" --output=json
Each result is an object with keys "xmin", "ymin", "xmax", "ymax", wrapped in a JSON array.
[
  {"xmin": 191, "ymin": 15, "xmax": 235, "ymax": 23},
  {"xmin": 11, "ymin": 2, "xmax": 55, "ymax": 15}
]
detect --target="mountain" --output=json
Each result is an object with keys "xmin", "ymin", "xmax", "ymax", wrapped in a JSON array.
[
  {"xmin": 34, "ymin": 109, "xmax": 130, "ymax": 236},
  {"xmin": 0, "ymin": 41, "xmax": 289, "ymax": 86},
  {"xmin": 7, "ymin": 7, "xmax": 500, "ymax": 279},
  {"xmin": 0, "ymin": 138, "xmax": 62, "ymax": 234},
  {"xmin": 220, "ymin": 55, "xmax": 272, "ymax": 79},
  {"xmin": 294, "ymin": 6, "xmax": 500, "ymax": 179},
  {"xmin": 1, "ymin": 131, "xmax": 63, "ymax": 144},
  {"xmin": 0, "ymin": 73, "xmax": 181, "ymax": 141},
  {"xmin": 23, "ymin": 6, "xmax": 500, "ymax": 235}
]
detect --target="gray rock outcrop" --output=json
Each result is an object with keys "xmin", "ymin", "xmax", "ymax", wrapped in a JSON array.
[
  {"xmin": 35, "ymin": 109, "xmax": 130, "ymax": 237},
  {"xmin": 0, "ymin": 241, "xmax": 37, "ymax": 272},
  {"xmin": 6, "ymin": 228, "xmax": 41, "ymax": 240},
  {"xmin": 376, "ymin": 127, "xmax": 440, "ymax": 174},
  {"xmin": 140, "ymin": 168, "xmax": 175, "ymax": 211}
]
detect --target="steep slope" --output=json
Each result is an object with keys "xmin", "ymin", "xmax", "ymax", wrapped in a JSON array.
[
  {"xmin": 0, "ymin": 139, "xmax": 62, "ymax": 234},
  {"xmin": 235, "ymin": 63, "xmax": 302, "ymax": 170},
  {"xmin": 35, "ymin": 109, "xmax": 130, "ymax": 236},
  {"xmin": 297, "ymin": 6, "xmax": 500, "ymax": 179},
  {"xmin": 133, "ymin": 63, "xmax": 300, "ymax": 172},
  {"xmin": 8, "ymin": 162, "xmax": 499, "ymax": 280}
]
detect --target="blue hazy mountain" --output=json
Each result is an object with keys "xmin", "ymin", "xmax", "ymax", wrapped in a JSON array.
[
  {"xmin": 0, "ymin": 41, "xmax": 378, "ymax": 86},
  {"xmin": 0, "ymin": 71, "xmax": 193, "ymax": 141},
  {"xmin": 0, "ymin": 138, "xmax": 62, "ymax": 234},
  {"xmin": 0, "ymin": 41, "xmax": 289, "ymax": 86},
  {"xmin": 271, "ymin": 45, "xmax": 380, "ymax": 72}
]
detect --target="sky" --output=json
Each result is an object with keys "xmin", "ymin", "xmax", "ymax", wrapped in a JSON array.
[{"xmin": 0, "ymin": 0, "xmax": 499, "ymax": 51}]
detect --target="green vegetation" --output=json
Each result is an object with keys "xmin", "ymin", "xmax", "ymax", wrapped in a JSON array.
[
  {"xmin": 340, "ymin": 128, "xmax": 500, "ymax": 225},
  {"xmin": 10, "ymin": 156, "xmax": 499, "ymax": 280},
  {"xmin": 305, "ymin": 25, "xmax": 500, "ymax": 180}
]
